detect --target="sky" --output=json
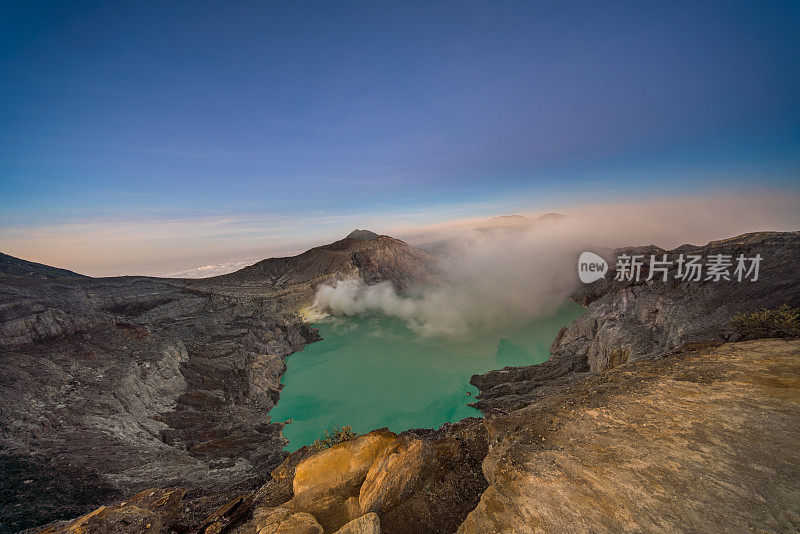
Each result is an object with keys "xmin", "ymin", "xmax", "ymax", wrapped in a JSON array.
[{"xmin": 1, "ymin": 1, "xmax": 799, "ymax": 276}]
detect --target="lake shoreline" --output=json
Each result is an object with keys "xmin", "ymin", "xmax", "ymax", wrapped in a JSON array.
[{"xmin": 274, "ymin": 301, "xmax": 585, "ymax": 451}]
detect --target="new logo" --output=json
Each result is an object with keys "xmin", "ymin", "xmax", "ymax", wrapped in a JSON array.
[{"xmin": 578, "ymin": 251, "xmax": 608, "ymax": 283}]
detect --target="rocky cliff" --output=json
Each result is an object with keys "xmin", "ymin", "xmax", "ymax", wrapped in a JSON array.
[
  {"xmin": 0, "ymin": 233, "xmax": 434, "ymax": 533},
  {"xmin": 460, "ymin": 338, "xmax": 800, "ymax": 533},
  {"xmin": 471, "ymin": 231, "xmax": 800, "ymax": 413}
]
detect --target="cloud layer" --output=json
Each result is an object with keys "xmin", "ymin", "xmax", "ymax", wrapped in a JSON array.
[{"xmin": 0, "ymin": 189, "xmax": 797, "ymax": 278}]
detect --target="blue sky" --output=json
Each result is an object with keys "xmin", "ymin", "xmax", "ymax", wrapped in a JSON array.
[{"xmin": 1, "ymin": 1, "xmax": 799, "ymax": 274}]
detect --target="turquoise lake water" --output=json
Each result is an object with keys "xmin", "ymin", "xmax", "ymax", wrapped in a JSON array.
[{"xmin": 272, "ymin": 301, "xmax": 585, "ymax": 451}]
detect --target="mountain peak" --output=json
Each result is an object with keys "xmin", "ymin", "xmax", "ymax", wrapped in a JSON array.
[{"xmin": 346, "ymin": 229, "xmax": 380, "ymax": 240}]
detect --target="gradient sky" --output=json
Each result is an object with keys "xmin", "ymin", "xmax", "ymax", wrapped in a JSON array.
[{"xmin": 1, "ymin": 1, "xmax": 799, "ymax": 275}]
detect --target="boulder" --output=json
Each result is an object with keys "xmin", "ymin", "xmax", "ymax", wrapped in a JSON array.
[
  {"xmin": 359, "ymin": 436, "xmax": 432, "ymax": 514},
  {"xmin": 253, "ymin": 507, "xmax": 323, "ymax": 534},
  {"xmin": 292, "ymin": 429, "xmax": 397, "ymax": 501},
  {"xmin": 334, "ymin": 512, "xmax": 381, "ymax": 534},
  {"xmin": 289, "ymin": 429, "xmax": 397, "ymax": 531},
  {"xmin": 33, "ymin": 488, "xmax": 185, "ymax": 534}
]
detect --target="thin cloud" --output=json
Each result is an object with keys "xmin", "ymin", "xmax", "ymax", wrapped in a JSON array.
[{"xmin": 0, "ymin": 189, "xmax": 797, "ymax": 277}]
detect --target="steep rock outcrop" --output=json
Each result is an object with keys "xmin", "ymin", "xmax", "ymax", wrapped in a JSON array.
[
  {"xmin": 0, "ymin": 275, "xmax": 310, "ymax": 532},
  {"xmin": 358, "ymin": 436, "xmax": 432, "ymax": 515},
  {"xmin": 288, "ymin": 430, "xmax": 397, "ymax": 531},
  {"xmin": 471, "ymin": 231, "xmax": 800, "ymax": 413},
  {"xmin": 561, "ymin": 231, "xmax": 800, "ymax": 370}
]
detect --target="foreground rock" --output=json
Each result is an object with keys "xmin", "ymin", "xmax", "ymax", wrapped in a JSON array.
[
  {"xmin": 34, "ymin": 488, "xmax": 185, "ymax": 534},
  {"xmin": 31, "ymin": 419, "xmax": 489, "ymax": 533},
  {"xmin": 253, "ymin": 507, "xmax": 323, "ymax": 534},
  {"xmin": 333, "ymin": 513, "xmax": 380, "ymax": 534},
  {"xmin": 288, "ymin": 430, "xmax": 397, "ymax": 531},
  {"xmin": 460, "ymin": 339, "xmax": 800, "ymax": 532},
  {"xmin": 358, "ymin": 436, "xmax": 432, "ymax": 516},
  {"xmin": 34, "ymin": 339, "xmax": 800, "ymax": 533}
]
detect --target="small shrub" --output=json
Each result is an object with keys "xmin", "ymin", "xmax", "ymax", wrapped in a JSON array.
[
  {"xmin": 310, "ymin": 425, "xmax": 359, "ymax": 451},
  {"xmin": 730, "ymin": 305, "xmax": 800, "ymax": 340}
]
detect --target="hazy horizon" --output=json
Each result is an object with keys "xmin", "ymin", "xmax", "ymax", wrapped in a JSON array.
[{"xmin": 1, "ymin": 188, "xmax": 798, "ymax": 278}]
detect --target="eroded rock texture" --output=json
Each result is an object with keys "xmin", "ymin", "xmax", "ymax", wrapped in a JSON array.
[
  {"xmin": 460, "ymin": 339, "xmax": 800, "ymax": 533},
  {"xmin": 0, "ymin": 275, "xmax": 313, "ymax": 532},
  {"xmin": 33, "ymin": 339, "xmax": 800, "ymax": 534},
  {"xmin": 0, "ymin": 233, "xmax": 434, "ymax": 532}
]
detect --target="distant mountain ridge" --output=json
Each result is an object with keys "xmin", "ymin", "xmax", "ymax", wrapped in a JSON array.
[
  {"xmin": 0, "ymin": 252, "xmax": 86, "ymax": 279},
  {"xmin": 207, "ymin": 232, "xmax": 435, "ymax": 291}
]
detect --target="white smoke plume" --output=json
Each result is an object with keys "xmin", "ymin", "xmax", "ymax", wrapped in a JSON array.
[
  {"xmin": 311, "ymin": 191, "xmax": 800, "ymax": 338},
  {"xmin": 313, "ymin": 226, "xmax": 582, "ymax": 337}
]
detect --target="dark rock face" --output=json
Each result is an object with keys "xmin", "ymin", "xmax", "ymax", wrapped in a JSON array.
[
  {"xmin": 0, "ymin": 275, "xmax": 313, "ymax": 532},
  {"xmin": 200, "ymin": 235, "xmax": 436, "ymax": 293},
  {"xmin": 0, "ymin": 234, "xmax": 434, "ymax": 533},
  {"xmin": 562, "ymin": 231, "xmax": 800, "ymax": 369},
  {"xmin": 471, "ymin": 231, "xmax": 800, "ymax": 414}
]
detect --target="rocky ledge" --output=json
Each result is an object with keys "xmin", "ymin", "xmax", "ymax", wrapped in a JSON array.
[
  {"xmin": 32, "ymin": 417, "xmax": 490, "ymax": 534},
  {"xmin": 461, "ymin": 338, "xmax": 800, "ymax": 532}
]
